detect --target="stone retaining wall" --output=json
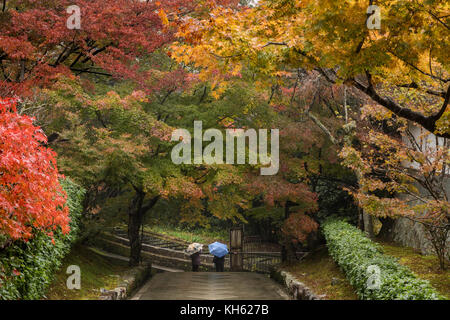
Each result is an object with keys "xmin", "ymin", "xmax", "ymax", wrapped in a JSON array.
[
  {"xmin": 390, "ymin": 179, "xmax": 450, "ymax": 256},
  {"xmin": 390, "ymin": 217, "xmax": 449, "ymax": 257},
  {"xmin": 270, "ymin": 268, "xmax": 323, "ymax": 300},
  {"xmin": 99, "ymin": 262, "xmax": 152, "ymax": 300},
  {"xmin": 95, "ymin": 233, "xmax": 228, "ymax": 272}
]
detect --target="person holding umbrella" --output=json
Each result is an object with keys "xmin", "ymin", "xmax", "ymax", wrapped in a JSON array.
[
  {"xmin": 208, "ymin": 242, "xmax": 228, "ymax": 272},
  {"xmin": 186, "ymin": 243, "xmax": 203, "ymax": 272}
]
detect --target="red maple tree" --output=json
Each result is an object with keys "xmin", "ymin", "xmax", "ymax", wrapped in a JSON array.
[
  {"xmin": 0, "ymin": 98, "xmax": 69, "ymax": 240},
  {"xmin": 0, "ymin": 0, "xmax": 239, "ymax": 96}
]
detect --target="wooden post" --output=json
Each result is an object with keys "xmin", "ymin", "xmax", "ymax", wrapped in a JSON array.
[{"xmin": 230, "ymin": 226, "xmax": 244, "ymax": 271}]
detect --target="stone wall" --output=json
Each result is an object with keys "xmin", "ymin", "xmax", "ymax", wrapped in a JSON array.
[
  {"xmin": 98, "ymin": 262, "xmax": 152, "ymax": 300},
  {"xmin": 388, "ymin": 178, "xmax": 450, "ymax": 256},
  {"xmin": 94, "ymin": 232, "xmax": 229, "ymax": 272},
  {"xmin": 270, "ymin": 268, "xmax": 323, "ymax": 300},
  {"xmin": 389, "ymin": 217, "xmax": 449, "ymax": 257}
]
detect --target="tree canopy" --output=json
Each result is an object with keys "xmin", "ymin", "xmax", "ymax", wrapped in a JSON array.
[{"xmin": 0, "ymin": 0, "xmax": 447, "ymax": 270}]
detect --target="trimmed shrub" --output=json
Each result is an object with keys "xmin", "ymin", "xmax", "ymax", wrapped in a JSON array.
[
  {"xmin": 0, "ymin": 178, "xmax": 85, "ymax": 300},
  {"xmin": 322, "ymin": 219, "xmax": 443, "ymax": 300}
]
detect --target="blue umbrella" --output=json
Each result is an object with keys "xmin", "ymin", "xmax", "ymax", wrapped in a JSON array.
[{"xmin": 208, "ymin": 242, "xmax": 228, "ymax": 258}]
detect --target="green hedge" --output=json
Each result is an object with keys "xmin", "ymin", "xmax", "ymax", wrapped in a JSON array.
[
  {"xmin": 322, "ymin": 219, "xmax": 443, "ymax": 300},
  {"xmin": 0, "ymin": 178, "xmax": 85, "ymax": 300}
]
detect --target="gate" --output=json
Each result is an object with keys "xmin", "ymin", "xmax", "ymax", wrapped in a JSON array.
[{"xmin": 229, "ymin": 226, "xmax": 281, "ymax": 273}]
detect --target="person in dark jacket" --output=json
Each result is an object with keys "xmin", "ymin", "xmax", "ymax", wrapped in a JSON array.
[
  {"xmin": 191, "ymin": 251, "xmax": 201, "ymax": 272},
  {"xmin": 213, "ymin": 255, "xmax": 225, "ymax": 272}
]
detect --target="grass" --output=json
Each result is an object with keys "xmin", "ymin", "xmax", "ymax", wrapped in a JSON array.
[
  {"xmin": 144, "ymin": 224, "xmax": 229, "ymax": 245},
  {"xmin": 283, "ymin": 247, "xmax": 358, "ymax": 300},
  {"xmin": 378, "ymin": 241, "xmax": 449, "ymax": 299},
  {"xmin": 44, "ymin": 244, "xmax": 129, "ymax": 300}
]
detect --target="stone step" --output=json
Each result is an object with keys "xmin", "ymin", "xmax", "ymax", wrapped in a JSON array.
[
  {"xmin": 98, "ymin": 232, "xmax": 230, "ymax": 264},
  {"xmin": 94, "ymin": 236, "xmax": 227, "ymax": 272}
]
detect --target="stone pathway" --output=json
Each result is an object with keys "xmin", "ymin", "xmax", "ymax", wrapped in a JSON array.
[{"xmin": 131, "ymin": 272, "xmax": 289, "ymax": 300}]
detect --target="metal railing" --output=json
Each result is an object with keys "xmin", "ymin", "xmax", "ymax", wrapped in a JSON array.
[
  {"xmin": 239, "ymin": 235, "xmax": 282, "ymax": 273},
  {"xmin": 241, "ymin": 252, "xmax": 281, "ymax": 273}
]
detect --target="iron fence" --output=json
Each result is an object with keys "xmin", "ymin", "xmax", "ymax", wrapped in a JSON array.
[
  {"xmin": 240, "ymin": 252, "xmax": 281, "ymax": 273},
  {"xmin": 239, "ymin": 235, "xmax": 282, "ymax": 273}
]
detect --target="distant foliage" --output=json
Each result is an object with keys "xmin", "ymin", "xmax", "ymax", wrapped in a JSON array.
[
  {"xmin": 0, "ymin": 98, "xmax": 69, "ymax": 240},
  {"xmin": 0, "ymin": 178, "xmax": 85, "ymax": 300},
  {"xmin": 322, "ymin": 219, "xmax": 443, "ymax": 300},
  {"xmin": 281, "ymin": 212, "xmax": 319, "ymax": 245}
]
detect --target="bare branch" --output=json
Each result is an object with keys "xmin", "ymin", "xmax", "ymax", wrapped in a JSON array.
[{"xmin": 305, "ymin": 110, "xmax": 338, "ymax": 145}]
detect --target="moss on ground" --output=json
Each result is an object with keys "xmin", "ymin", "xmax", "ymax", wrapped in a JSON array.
[
  {"xmin": 44, "ymin": 244, "xmax": 129, "ymax": 300},
  {"xmin": 283, "ymin": 240, "xmax": 448, "ymax": 300},
  {"xmin": 378, "ymin": 241, "xmax": 449, "ymax": 299},
  {"xmin": 283, "ymin": 247, "xmax": 358, "ymax": 300},
  {"xmin": 144, "ymin": 225, "xmax": 228, "ymax": 244}
]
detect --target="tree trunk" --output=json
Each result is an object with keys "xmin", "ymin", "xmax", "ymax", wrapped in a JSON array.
[
  {"xmin": 281, "ymin": 245, "xmax": 287, "ymax": 264},
  {"xmin": 426, "ymin": 224, "xmax": 449, "ymax": 271},
  {"xmin": 286, "ymin": 241, "xmax": 297, "ymax": 263},
  {"xmin": 127, "ymin": 192, "xmax": 160, "ymax": 267},
  {"xmin": 358, "ymin": 207, "xmax": 364, "ymax": 231},
  {"xmin": 363, "ymin": 211, "xmax": 375, "ymax": 239},
  {"xmin": 377, "ymin": 217, "xmax": 395, "ymax": 241},
  {"xmin": 128, "ymin": 193, "xmax": 144, "ymax": 267},
  {"xmin": 355, "ymin": 171, "xmax": 375, "ymax": 239},
  {"xmin": 281, "ymin": 203, "xmax": 291, "ymax": 263}
]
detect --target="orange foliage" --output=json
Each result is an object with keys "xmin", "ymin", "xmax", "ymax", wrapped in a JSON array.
[{"xmin": 0, "ymin": 98, "xmax": 69, "ymax": 240}]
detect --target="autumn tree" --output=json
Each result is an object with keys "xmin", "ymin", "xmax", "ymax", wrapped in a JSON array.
[
  {"xmin": 0, "ymin": 0, "xmax": 245, "ymax": 265},
  {"xmin": 171, "ymin": 0, "xmax": 449, "ymax": 266},
  {"xmin": 246, "ymin": 174, "xmax": 319, "ymax": 262},
  {"xmin": 209, "ymin": 67, "xmax": 361, "ymax": 255},
  {"xmin": 171, "ymin": 0, "xmax": 449, "ymax": 138},
  {"xmin": 36, "ymin": 74, "xmax": 259, "ymax": 265},
  {"xmin": 340, "ymin": 105, "xmax": 449, "ymax": 269},
  {"xmin": 0, "ymin": 98, "xmax": 69, "ymax": 242},
  {"xmin": 0, "ymin": 0, "xmax": 201, "ymax": 96}
]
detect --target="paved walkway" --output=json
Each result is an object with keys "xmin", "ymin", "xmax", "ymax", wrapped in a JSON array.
[{"xmin": 131, "ymin": 272, "xmax": 289, "ymax": 300}]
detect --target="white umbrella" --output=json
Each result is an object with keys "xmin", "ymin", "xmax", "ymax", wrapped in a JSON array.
[{"xmin": 186, "ymin": 242, "xmax": 203, "ymax": 254}]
